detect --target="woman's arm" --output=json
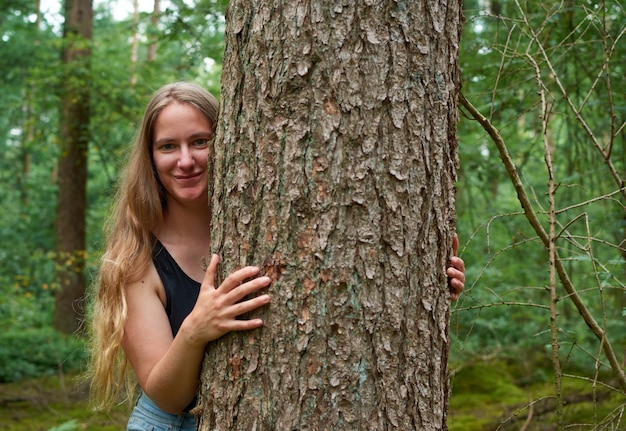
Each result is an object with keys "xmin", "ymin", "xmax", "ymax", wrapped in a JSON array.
[{"xmin": 122, "ymin": 255, "xmax": 271, "ymax": 413}]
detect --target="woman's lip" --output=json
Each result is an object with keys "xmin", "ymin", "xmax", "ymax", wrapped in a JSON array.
[{"xmin": 175, "ymin": 172, "xmax": 203, "ymax": 180}]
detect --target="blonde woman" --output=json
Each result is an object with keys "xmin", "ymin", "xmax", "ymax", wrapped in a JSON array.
[
  {"xmin": 90, "ymin": 81, "xmax": 271, "ymax": 430},
  {"xmin": 89, "ymin": 82, "xmax": 465, "ymax": 431}
]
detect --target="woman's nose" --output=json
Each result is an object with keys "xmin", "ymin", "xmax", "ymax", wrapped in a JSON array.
[{"xmin": 178, "ymin": 145, "xmax": 194, "ymax": 168}]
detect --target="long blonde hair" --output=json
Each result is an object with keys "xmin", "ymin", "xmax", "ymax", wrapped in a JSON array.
[{"xmin": 88, "ymin": 82, "xmax": 219, "ymax": 410}]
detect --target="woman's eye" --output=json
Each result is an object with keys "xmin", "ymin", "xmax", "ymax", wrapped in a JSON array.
[
  {"xmin": 193, "ymin": 139, "xmax": 210, "ymax": 147},
  {"xmin": 159, "ymin": 143, "xmax": 176, "ymax": 151}
]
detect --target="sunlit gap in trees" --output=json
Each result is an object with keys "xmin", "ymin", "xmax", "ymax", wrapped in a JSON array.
[
  {"xmin": 36, "ymin": 0, "xmax": 220, "ymax": 78},
  {"xmin": 468, "ymin": 0, "xmax": 492, "ymax": 56},
  {"xmin": 39, "ymin": 0, "xmax": 167, "ymax": 31},
  {"xmin": 7, "ymin": 129, "xmax": 22, "ymax": 147}
]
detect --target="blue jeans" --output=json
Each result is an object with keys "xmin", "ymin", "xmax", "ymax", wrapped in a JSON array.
[{"xmin": 127, "ymin": 392, "xmax": 197, "ymax": 431}]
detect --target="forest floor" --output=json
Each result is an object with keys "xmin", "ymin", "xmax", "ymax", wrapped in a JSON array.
[
  {"xmin": 447, "ymin": 359, "xmax": 625, "ymax": 430},
  {"xmin": 0, "ymin": 359, "xmax": 624, "ymax": 430},
  {"xmin": 0, "ymin": 374, "xmax": 127, "ymax": 431}
]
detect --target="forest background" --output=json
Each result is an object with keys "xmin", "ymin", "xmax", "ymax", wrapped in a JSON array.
[{"xmin": 0, "ymin": 0, "xmax": 624, "ymax": 430}]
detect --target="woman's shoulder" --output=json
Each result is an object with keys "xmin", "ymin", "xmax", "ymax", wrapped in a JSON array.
[{"xmin": 126, "ymin": 261, "xmax": 167, "ymax": 306}]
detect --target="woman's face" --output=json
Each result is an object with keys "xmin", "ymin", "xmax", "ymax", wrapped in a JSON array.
[{"xmin": 152, "ymin": 102, "xmax": 213, "ymax": 207}]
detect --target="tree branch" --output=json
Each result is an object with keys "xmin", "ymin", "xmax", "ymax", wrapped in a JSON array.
[
  {"xmin": 459, "ymin": 92, "xmax": 626, "ymax": 393},
  {"xmin": 513, "ymin": 0, "xmax": 625, "ymax": 200}
]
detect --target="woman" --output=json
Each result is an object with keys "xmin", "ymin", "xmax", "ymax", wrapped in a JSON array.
[{"xmin": 89, "ymin": 81, "xmax": 466, "ymax": 431}]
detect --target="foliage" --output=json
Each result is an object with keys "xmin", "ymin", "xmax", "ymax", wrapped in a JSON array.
[
  {"xmin": 0, "ymin": 251, "xmax": 84, "ymax": 384},
  {"xmin": 453, "ymin": 0, "xmax": 625, "ymax": 426},
  {"xmin": 0, "ymin": 327, "xmax": 85, "ymax": 383},
  {"xmin": 0, "ymin": 0, "xmax": 623, "ymax": 428}
]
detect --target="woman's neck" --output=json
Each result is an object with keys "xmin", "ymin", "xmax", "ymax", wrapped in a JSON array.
[
  {"xmin": 156, "ymin": 201, "xmax": 212, "ymax": 282},
  {"xmin": 158, "ymin": 200, "xmax": 212, "ymax": 246}
]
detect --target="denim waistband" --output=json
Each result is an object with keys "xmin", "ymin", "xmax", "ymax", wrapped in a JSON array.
[{"xmin": 128, "ymin": 392, "xmax": 196, "ymax": 431}]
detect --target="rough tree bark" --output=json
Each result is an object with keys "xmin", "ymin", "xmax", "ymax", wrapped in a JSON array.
[
  {"xmin": 198, "ymin": 1, "xmax": 462, "ymax": 429},
  {"xmin": 54, "ymin": 0, "xmax": 92, "ymax": 335}
]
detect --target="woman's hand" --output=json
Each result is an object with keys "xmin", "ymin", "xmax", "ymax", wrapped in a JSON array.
[
  {"xmin": 185, "ymin": 254, "xmax": 271, "ymax": 346},
  {"xmin": 447, "ymin": 234, "xmax": 465, "ymax": 301}
]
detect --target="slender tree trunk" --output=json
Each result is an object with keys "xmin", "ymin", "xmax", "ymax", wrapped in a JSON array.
[
  {"xmin": 18, "ymin": 0, "xmax": 43, "ymax": 204},
  {"xmin": 147, "ymin": 0, "xmax": 160, "ymax": 62},
  {"xmin": 198, "ymin": 1, "xmax": 462, "ymax": 429},
  {"xmin": 130, "ymin": 0, "xmax": 139, "ymax": 86},
  {"xmin": 54, "ymin": 0, "xmax": 93, "ymax": 335}
]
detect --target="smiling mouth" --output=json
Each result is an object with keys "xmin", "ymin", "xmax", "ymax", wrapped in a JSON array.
[{"xmin": 175, "ymin": 172, "xmax": 203, "ymax": 180}]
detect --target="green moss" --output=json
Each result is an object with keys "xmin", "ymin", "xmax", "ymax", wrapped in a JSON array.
[
  {"xmin": 2, "ymin": 411, "xmax": 126, "ymax": 431},
  {"xmin": 448, "ymin": 358, "xmax": 626, "ymax": 430},
  {"xmin": 450, "ymin": 361, "xmax": 528, "ymax": 407},
  {"xmin": 448, "ymin": 361, "xmax": 531, "ymax": 429},
  {"xmin": 0, "ymin": 374, "xmax": 128, "ymax": 431},
  {"xmin": 447, "ymin": 413, "xmax": 493, "ymax": 431}
]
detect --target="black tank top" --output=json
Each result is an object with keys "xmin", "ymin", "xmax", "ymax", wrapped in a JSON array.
[
  {"xmin": 152, "ymin": 240, "xmax": 201, "ymax": 337},
  {"xmin": 152, "ymin": 240, "xmax": 201, "ymax": 412}
]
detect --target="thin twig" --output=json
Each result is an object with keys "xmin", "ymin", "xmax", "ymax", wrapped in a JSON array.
[
  {"xmin": 458, "ymin": 91, "xmax": 626, "ymax": 393},
  {"xmin": 515, "ymin": 0, "xmax": 625, "ymax": 199}
]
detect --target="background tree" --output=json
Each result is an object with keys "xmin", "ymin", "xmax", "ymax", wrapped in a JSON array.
[
  {"xmin": 54, "ymin": 0, "xmax": 93, "ymax": 334},
  {"xmin": 197, "ymin": 0, "xmax": 463, "ymax": 429}
]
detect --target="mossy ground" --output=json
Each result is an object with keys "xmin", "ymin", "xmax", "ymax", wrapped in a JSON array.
[
  {"xmin": 0, "ymin": 374, "xmax": 127, "ymax": 431},
  {"xmin": 448, "ymin": 359, "xmax": 626, "ymax": 430},
  {"xmin": 1, "ymin": 360, "xmax": 624, "ymax": 430}
]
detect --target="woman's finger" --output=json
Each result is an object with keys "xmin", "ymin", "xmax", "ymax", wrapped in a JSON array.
[
  {"xmin": 227, "ymin": 276, "xmax": 272, "ymax": 304},
  {"xmin": 201, "ymin": 254, "xmax": 220, "ymax": 290},
  {"xmin": 452, "ymin": 233, "xmax": 459, "ymax": 257},
  {"xmin": 450, "ymin": 255, "xmax": 465, "ymax": 273},
  {"xmin": 219, "ymin": 266, "xmax": 262, "ymax": 293},
  {"xmin": 229, "ymin": 293, "xmax": 271, "ymax": 318}
]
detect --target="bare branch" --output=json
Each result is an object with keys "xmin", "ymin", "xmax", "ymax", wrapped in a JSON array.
[
  {"xmin": 514, "ymin": 0, "xmax": 625, "ymax": 199},
  {"xmin": 459, "ymin": 91, "xmax": 626, "ymax": 393}
]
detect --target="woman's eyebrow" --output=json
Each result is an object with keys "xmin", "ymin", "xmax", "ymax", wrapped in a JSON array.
[{"xmin": 154, "ymin": 131, "xmax": 213, "ymax": 146}]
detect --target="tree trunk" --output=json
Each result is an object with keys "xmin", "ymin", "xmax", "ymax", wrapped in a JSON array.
[
  {"xmin": 147, "ymin": 0, "xmax": 160, "ymax": 62},
  {"xmin": 130, "ymin": 0, "xmax": 139, "ymax": 86},
  {"xmin": 54, "ymin": 0, "xmax": 92, "ymax": 335},
  {"xmin": 198, "ymin": 1, "xmax": 462, "ymax": 429}
]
